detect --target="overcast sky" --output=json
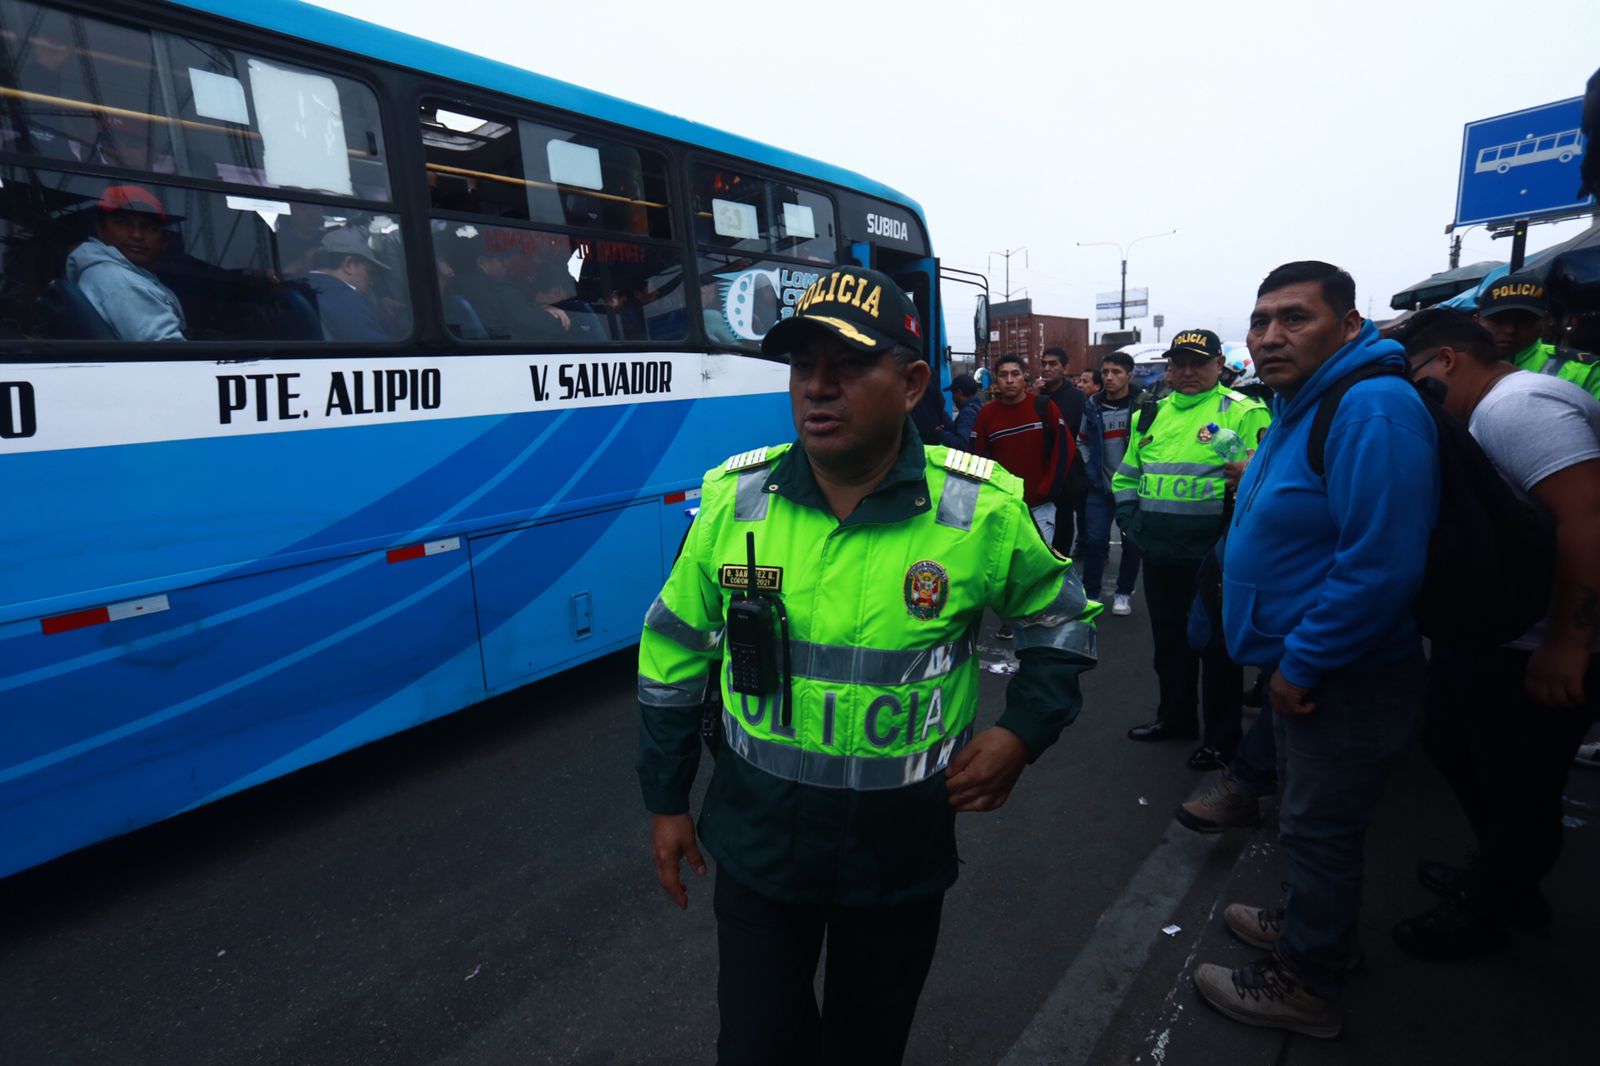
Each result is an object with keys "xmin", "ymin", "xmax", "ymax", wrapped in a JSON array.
[{"xmin": 310, "ymin": 0, "xmax": 1599, "ymax": 347}]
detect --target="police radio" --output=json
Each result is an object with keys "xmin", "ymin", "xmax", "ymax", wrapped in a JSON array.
[{"xmin": 725, "ymin": 531, "xmax": 792, "ymax": 726}]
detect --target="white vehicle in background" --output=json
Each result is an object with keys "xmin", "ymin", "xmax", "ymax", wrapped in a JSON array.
[
  {"xmin": 1221, "ymin": 341, "xmax": 1255, "ymax": 386},
  {"xmin": 1118, "ymin": 343, "xmax": 1169, "ymax": 392}
]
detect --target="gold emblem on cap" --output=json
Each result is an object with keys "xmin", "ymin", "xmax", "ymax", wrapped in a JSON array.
[{"xmin": 808, "ymin": 315, "xmax": 878, "ymax": 347}]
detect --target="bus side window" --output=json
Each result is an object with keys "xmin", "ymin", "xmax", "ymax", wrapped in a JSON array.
[
  {"xmin": 691, "ymin": 166, "xmax": 836, "ymax": 264},
  {"xmin": 430, "ymin": 220, "xmax": 685, "ymax": 345},
  {"xmin": 689, "ymin": 165, "xmax": 837, "ymax": 353},
  {"xmin": 0, "ymin": 0, "xmax": 407, "ymax": 347},
  {"xmin": 0, "ymin": 169, "xmax": 411, "ymax": 343},
  {"xmin": 420, "ymin": 101, "xmax": 686, "ymax": 347}
]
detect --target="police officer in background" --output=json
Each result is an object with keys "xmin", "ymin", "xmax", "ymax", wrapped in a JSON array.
[
  {"xmin": 1114, "ymin": 329, "xmax": 1271, "ymax": 770},
  {"xmin": 1476, "ymin": 271, "xmax": 1600, "ymax": 401},
  {"xmin": 636, "ymin": 265, "xmax": 1100, "ymax": 1065}
]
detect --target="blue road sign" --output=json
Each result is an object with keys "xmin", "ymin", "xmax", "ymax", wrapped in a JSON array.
[{"xmin": 1455, "ymin": 96, "xmax": 1595, "ymax": 229}]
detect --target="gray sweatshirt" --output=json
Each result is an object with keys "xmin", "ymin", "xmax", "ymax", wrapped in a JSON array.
[{"xmin": 65, "ymin": 238, "xmax": 187, "ymax": 341}]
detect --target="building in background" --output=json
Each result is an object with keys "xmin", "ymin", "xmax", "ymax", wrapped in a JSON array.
[{"xmin": 985, "ymin": 298, "xmax": 1090, "ymax": 375}]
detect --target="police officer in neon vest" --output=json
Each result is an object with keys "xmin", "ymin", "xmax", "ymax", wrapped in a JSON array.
[
  {"xmin": 1113, "ymin": 329, "xmax": 1271, "ymax": 770},
  {"xmin": 636, "ymin": 265, "xmax": 1099, "ymax": 1065},
  {"xmin": 1476, "ymin": 272, "xmax": 1600, "ymax": 402}
]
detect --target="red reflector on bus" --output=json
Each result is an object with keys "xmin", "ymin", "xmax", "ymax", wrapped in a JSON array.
[
  {"xmin": 664, "ymin": 491, "xmax": 687, "ymax": 504},
  {"xmin": 387, "ymin": 537, "xmax": 461, "ymax": 564},
  {"xmin": 41, "ymin": 606, "xmax": 111, "ymax": 635},
  {"xmin": 38, "ymin": 595, "xmax": 169, "ymax": 636}
]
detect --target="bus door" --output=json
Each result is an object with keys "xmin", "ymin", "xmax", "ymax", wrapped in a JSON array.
[{"xmin": 855, "ymin": 243, "xmax": 945, "ymax": 440}]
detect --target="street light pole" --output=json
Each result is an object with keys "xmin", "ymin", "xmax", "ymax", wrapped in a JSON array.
[
  {"xmin": 1120, "ymin": 257, "xmax": 1128, "ymax": 329},
  {"xmin": 1076, "ymin": 229, "xmax": 1179, "ymax": 334}
]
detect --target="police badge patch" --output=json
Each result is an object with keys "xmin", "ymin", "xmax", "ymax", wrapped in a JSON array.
[{"xmin": 904, "ymin": 560, "xmax": 949, "ymax": 620}]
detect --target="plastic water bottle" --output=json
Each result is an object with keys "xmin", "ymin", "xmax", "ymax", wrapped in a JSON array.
[{"xmin": 1207, "ymin": 424, "xmax": 1249, "ymax": 463}]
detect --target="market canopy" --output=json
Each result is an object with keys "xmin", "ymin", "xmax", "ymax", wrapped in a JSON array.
[
  {"xmin": 1441, "ymin": 220, "xmax": 1600, "ymax": 311},
  {"xmin": 1390, "ymin": 261, "xmax": 1504, "ymax": 311}
]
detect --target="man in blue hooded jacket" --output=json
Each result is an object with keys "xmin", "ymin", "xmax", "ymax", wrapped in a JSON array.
[
  {"xmin": 66, "ymin": 184, "xmax": 187, "ymax": 341},
  {"xmin": 1191, "ymin": 262, "xmax": 1439, "ymax": 1039}
]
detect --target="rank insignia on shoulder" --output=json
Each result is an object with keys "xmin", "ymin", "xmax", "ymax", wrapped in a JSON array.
[
  {"xmin": 943, "ymin": 449, "xmax": 995, "ymax": 481},
  {"xmin": 724, "ymin": 446, "xmax": 771, "ymax": 473}
]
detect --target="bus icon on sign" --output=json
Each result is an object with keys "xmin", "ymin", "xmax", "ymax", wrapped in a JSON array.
[{"xmin": 1475, "ymin": 129, "xmax": 1583, "ymax": 174}]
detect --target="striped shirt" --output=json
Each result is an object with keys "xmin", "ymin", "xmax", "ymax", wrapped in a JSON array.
[{"xmin": 973, "ymin": 393, "xmax": 1067, "ymax": 506}]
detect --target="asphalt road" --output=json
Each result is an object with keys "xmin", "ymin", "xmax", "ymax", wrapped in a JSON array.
[
  {"xmin": 0, "ymin": 565, "xmax": 1206, "ymax": 1066},
  {"xmin": 4, "ymin": 572, "xmax": 1597, "ymax": 1065}
]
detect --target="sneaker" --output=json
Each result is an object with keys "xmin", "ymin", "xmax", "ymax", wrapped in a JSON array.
[
  {"xmin": 1392, "ymin": 896, "xmax": 1509, "ymax": 961},
  {"xmin": 1576, "ymin": 740, "xmax": 1600, "ymax": 768},
  {"xmin": 1193, "ymin": 954, "xmax": 1343, "ymax": 1039},
  {"xmin": 1224, "ymin": 903, "xmax": 1282, "ymax": 951},
  {"xmin": 1112, "ymin": 593, "xmax": 1133, "ymax": 616},
  {"xmin": 1223, "ymin": 902, "xmax": 1364, "ymax": 971},
  {"xmin": 1174, "ymin": 776, "xmax": 1262, "ymax": 833}
]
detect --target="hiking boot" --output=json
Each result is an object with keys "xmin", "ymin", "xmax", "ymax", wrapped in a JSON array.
[
  {"xmin": 1174, "ymin": 776, "xmax": 1261, "ymax": 833},
  {"xmin": 1112, "ymin": 593, "xmax": 1133, "ymax": 616},
  {"xmin": 1392, "ymin": 896, "xmax": 1509, "ymax": 961},
  {"xmin": 1224, "ymin": 903, "xmax": 1283, "ymax": 951},
  {"xmin": 1223, "ymin": 902, "xmax": 1364, "ymax": 971},
  {"xmin": 1193, "ymin": 954, "xmax": 1343, "ymax": 1039}
]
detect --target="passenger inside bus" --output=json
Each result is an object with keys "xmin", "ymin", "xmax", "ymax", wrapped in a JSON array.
[
  {"xmin": 63, "ymin": 184, "xmax": 187, "ymax": 341},
  {"xmin": 457, "ymin": 248, "xmax": 561, "ymax": 341},
  {"xmin": 276, "ymin": 206, "xmax": 331, "ymax": 278},
  {"xmin": 294, "ymin": 227, "xmax": 394, "ymax": 342}
]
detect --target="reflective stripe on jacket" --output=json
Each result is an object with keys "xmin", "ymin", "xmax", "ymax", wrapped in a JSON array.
[
  {"xmin": 635, "ymin": 427, "xmax": 1099, "ymax": 906},
  {"xmin": 1514, "ymin": 340, "xmax": 1600, "ymax": 402},
  {"xmin": 1110, "ymin": 384, "xmax": 1272, "ymax": 563}
]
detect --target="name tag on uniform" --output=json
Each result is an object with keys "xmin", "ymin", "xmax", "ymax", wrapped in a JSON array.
[{"xmin": 719, "ymin": 565, "xmax": 783, "ymax": 592}]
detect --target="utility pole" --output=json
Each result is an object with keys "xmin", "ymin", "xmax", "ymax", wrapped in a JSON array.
[{"xmin": 988, "ymin": 247, "xmax": 1029, "ymax": 301}]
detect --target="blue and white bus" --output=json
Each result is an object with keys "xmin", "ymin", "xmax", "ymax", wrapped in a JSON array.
[{"xmin": 0, "ymin": 0, "xmax": 950, "ymax": 879}]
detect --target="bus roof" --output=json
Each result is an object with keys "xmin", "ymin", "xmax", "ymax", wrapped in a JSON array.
[{"xmin": 168, "ymin": 0, "xmax": 926, "ymax": 221}]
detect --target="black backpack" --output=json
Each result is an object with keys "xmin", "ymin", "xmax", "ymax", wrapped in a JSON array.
[{"xmin": 1306, "ymin": 365, "xmax": 1555, "ymax": 649}]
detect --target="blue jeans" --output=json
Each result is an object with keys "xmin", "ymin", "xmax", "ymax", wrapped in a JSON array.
[
  {"xmin": 1223, "ymin": 705, "xmax": 1278, "ymax": 798},
  {"xmin": 1076, "ymin": 489, "xmax": 1141, "ymax": 598},
  {"xmin": 1273, "ymin": 654, "xmax": 1423, "ymax": 999}
]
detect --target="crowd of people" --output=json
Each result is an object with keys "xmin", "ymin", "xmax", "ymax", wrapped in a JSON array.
[
  {"xmin": 940, "ymin": 260, "xmax": 1600, "ymax": 1040},
  {"xmin": 637, "ymin": 256, "xmax": 1600, "ymax": 1061}
]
